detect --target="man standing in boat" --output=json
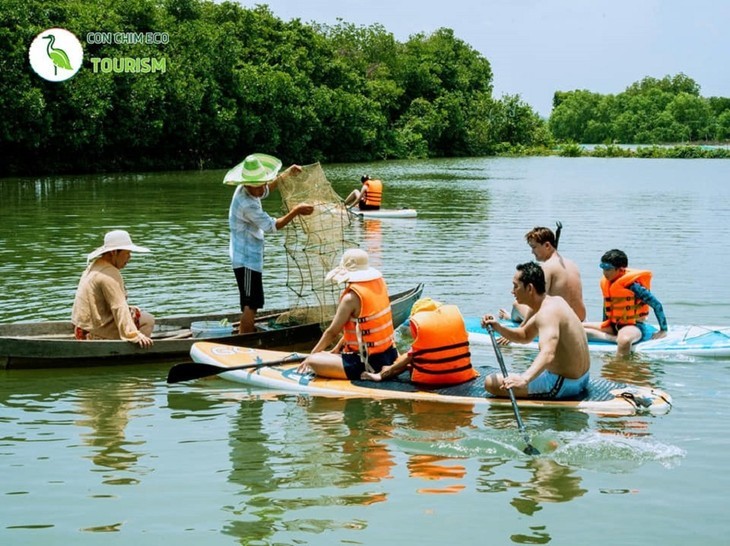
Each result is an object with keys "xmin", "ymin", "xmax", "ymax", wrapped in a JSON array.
[
  {"xmin": 482, "ymin": 262, "xmax": 590, "ymax": 400},
  {"xmin": 361, "ymin": 297, "xmax": 479, "ymax": 386},
  {"xmin": 71, "ymin": 230, "xmax": 155, "ymax": 347},
  {"xmin": 503, "ymin": 224, "xmax": 586, "ymax": 324},
  {"xmin": 583, "ymin": 249, "xmax": 668, "ymax": 355},
  {"xmin": 226, "ymin": 153, "xmax": 314, "ymax": 334},
  {"xmin": 343, "ymin": 175, "xmax": 382, "ymax": 211},
  {"xmin": 297, "ymin": 249, "xmax": 399, "ymax": 379}
]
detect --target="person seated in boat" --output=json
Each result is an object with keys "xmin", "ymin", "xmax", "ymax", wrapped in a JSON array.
[
  {"xmin": 583, "ymin": 249, "xmax": 667, "ymax": 356},
  {"xmin": 226, "ymin": 153, "xmax": 314, "ymax": 334},
  {"xmin": 501, "ymin": 224, "xmax": 586, "ymax": 326},
  {"xmin": 361, "ymin": 297, "xmax": 479, "ymax": 386},
  {"xmin": 71, "ymin": 230, "xmax": 155, "ymax": 348},
  {"xmin": 297, "ymin": 249, "xmax": 398, "ymax": 379},
  {"xmin": 343, "ymin": 175, "xmax": 382, "ymax": 211},
  {"xmin": 481, "ymin": 261, "xmax": 590, "ymax": 400}
]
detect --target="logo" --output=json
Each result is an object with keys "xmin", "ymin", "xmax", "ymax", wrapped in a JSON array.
[{"xmin": 29, "ymin": 28, "xmax": 83, "ymax": 82}]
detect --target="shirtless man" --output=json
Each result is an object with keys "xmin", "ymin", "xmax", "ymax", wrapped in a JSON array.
[
  {"xmin": 504, "ymin": 224, "xmax": 586, "ymax": 323},
  {"xmin": 482, "ymin": 262, "xmax": 590, "ymax": 399}
]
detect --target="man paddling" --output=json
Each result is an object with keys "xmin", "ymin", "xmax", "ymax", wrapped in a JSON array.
[{"xmin": 482, "ymin": 262, "xmax": 590, "ymax": 400}]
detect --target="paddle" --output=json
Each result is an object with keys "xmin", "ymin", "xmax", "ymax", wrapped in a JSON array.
[
  {"xmin": 486, "ymin": 325, "xmax": 540, "ymax": 456},
  {"xmin": 166, "ymin": 353, "xmax": 307, "ymax": 384}
]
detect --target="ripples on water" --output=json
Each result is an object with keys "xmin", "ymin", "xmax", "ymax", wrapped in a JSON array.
[{"xmin": 2, "ymin": 158, "xmax": 730, "ymax": 544}]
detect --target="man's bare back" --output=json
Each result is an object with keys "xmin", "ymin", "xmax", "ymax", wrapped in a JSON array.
[
  {"xmin": 542, "ymin": 253, "xmax": 586, "ymax": 321},
  {"xmin": 527, "ymin": 294, "xmax": 589, "ymax": 379}
]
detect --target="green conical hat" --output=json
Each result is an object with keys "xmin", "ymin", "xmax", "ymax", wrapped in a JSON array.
[{"xmin": 223, "ymin": 153, "xmax": 282, "ymax": 186}]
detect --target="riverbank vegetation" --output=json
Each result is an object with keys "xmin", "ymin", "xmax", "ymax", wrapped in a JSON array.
[{"xmin": 1, "ymin": 0, "xmax": 728, "ymax": 176}]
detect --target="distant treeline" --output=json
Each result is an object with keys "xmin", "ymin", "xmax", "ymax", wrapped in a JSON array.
[
  {"xmin": 550, "ymin": 73, "xmax": 730, "ymax": 145},
  {"xmin": 1, "ymin": 0, "xmax": 728, "ymax": 177}
]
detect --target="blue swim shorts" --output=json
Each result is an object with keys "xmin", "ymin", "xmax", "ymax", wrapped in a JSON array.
[
  {"xmin": 528, "ymin": 370, "xmax": 590, "ymax": 400},
  {"xmin": 341, "ymin": 346, "xmax": 398, "ymax": 380},
  {"xmin": 613, "ymin": 322, "xmax": 658, "ymax": 343}
]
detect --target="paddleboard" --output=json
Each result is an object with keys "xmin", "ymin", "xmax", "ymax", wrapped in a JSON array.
[
  {"xmin": 350, "ymin": 208, "xmax": 417, "ymax": 218},
  {"xmin": 464, "ymin": 318, "xmax": 730, "ymax": 357},
  {"xmin": 188, "ymin": 342, "xmax": 672, "ymax": 416}
]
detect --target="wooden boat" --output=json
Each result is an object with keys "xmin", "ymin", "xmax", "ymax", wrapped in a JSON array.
[{"xmin": 0, "ymin": 284, "xmax": 424, "ymax": 369}]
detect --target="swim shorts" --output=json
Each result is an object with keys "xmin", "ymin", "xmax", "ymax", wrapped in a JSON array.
[{"xmin": 528, "ymin": 370, "xmax": 589, "ymax": 400}]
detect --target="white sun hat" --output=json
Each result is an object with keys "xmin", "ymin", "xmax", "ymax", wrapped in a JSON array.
[
  {"xmin": 87, "ymin": 230, "xmax": 151, "ymax": 262},
  {"xmin": 223, "ymin": 153, "xmax": 283, "ymax": 186},
  {"xmin": 325, "ymin": 249, "xmax": 382, "ymax": 284}
]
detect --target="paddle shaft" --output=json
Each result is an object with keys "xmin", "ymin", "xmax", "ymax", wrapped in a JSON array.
[
  {"xmin": 487, "ymin": 325, "xmax": 539, "ymax": 455},
  {"xmin": 167, "ymin": 354, "xmax": 307, "ymax": 384}
]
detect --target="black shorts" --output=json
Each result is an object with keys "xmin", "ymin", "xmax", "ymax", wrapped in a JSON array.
[
  {"xmin": 234, "ymin": 267, "xmax": 264, "ymax": 311},
  {"xmin": 358, "ymin": 202, "xmax": 380, "ymax": 211},
  {"xmin": 341, "ymin": 346, "xmax": 398, "ymax": 380}
]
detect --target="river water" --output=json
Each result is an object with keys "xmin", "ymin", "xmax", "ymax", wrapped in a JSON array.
[{"xmin": 1, "ymin": 157, "xmax": 729, "ymax": 545}]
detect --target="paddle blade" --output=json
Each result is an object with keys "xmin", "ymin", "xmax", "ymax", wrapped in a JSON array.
[
  {"xmin": 523, "ymin": 443, "xmax": 541, "ymax": 456},
  {"xmin": 167, "ymin": 362, "xmax": 230, "ymax": 384}
]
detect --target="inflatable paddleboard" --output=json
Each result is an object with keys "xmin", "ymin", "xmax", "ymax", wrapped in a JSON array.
[
  {"xmin": 350, "ymin": 208, "xmax": 417, "ymax": 218},
  {"xmin": 188, "ymin": 342, "xmax": 672, "ymax": 416},
  {"xmin": 464, "ymin": 318, "xmax": 730, "ymax": 357}
]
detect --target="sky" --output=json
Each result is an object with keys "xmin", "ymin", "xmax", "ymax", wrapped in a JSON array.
[{"xmin": 236, "ymin": 0, "xmax": 730, "ymax": 117}]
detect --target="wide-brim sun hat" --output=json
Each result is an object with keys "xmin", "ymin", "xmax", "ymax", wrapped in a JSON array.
[
  {"xmin": 87, "ymin": 229, "xmax": 151, "ymax": 262},
  {"xmin": 325, "ymin": 248, "xmax": 382, "ymax": 284},
  {"xmin": 223, "ymin": 153, "xmax": 282, "ymax": 186}
]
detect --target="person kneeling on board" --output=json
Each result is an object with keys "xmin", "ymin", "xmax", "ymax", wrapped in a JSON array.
[
  {"xmin": 297, "ymin": 249, "xmax": 398, "ymax": 379},
  {"xmin": 481, "ymin": 262, "xmax": 590, "ymax": 400},
  {"xmin": 361, "ymin": 297, "xmax": 479, "ymax": 386}
]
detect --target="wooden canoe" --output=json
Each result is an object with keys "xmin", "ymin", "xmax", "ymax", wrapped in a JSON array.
[{"xmin": 0, "ymin": 284, "xmax": 424, "ymax": 369}]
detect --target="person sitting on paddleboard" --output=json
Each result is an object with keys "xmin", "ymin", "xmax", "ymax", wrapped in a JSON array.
[
  {"xmin": 297, "ymin": 249, "xmax": 398, "ymax": 379},
  {"xmin": 583, "ymin": 249, "xmax": 668, "ymax": 356},
  {"xmin": 71, "ymin": 230, "xmax": 155, "ymax": 348},
  {"xmin": 481, "ymin": 262, "xmax": 590, "ymax": 400},
  {"xmin": 361, "ymin": 297, "xmax": 479, "ymax": 386},
  {"xmin": 343, "ymin": 175, "xmax": 382, "ymax": 211},
  {"xmin": 501, "ymin": 223, "xmax": 586, "ymax": 325}
]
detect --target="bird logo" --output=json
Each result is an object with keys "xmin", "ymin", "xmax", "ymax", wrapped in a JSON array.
[
  {"xmin": 29, "ymin": 28, "xmax": 83, "ymax": 82},
  {"xmin": 42, "ymin": 33, "xmax": 73, "ymax": 76}
]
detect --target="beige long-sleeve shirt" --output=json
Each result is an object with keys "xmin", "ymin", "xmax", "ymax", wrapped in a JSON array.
[{"xmin": 71, "ymin": 260, "xmax": 142, "ymax": 342}]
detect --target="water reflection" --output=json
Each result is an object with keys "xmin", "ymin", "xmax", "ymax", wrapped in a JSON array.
[{"xmin": 75, "ymin": 381, "xmax": 151, "ymax": 477}]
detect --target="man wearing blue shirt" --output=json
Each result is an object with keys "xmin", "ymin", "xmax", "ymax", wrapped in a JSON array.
[
  {"xmin": 226, "ymin": 153, "xmax": 314, "ymax": 333},
  {"xmin": 583, "ymin": 249, "xmax": 668, "ymax": 355}
]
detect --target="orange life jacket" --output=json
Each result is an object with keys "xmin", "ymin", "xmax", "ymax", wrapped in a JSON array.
[
  {"xmin": 342, "ymin": 278, "xmax": 395, "ymax": 358},
  {"xmin": 600, "ymin": 268, "xmax": 652, "ymax": 328},
  {"xmin": 362, "ymin": 179, "xmax": 383, "ymax": 207},
  {"xmin": 409, "ymin": 305, "xmax": 477, "ymax": 386}
]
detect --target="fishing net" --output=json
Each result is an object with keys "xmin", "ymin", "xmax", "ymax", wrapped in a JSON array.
[{"xmin": 276, "ymin": 163, "xmax": 356, "ymax": 326}]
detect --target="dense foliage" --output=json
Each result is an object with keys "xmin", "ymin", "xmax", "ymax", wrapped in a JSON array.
[
  {"xmin": 0, "ymin": 0, "xmax": 547, "ymax": 176},
  {"xmin": 550, "ymin": 74, "xmax": 730, "ymax": 144}
]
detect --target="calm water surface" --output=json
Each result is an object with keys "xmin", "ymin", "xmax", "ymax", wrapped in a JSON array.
[{"xmin": 1, "ymin": 157, "xmax": 730, "ymax": 545}]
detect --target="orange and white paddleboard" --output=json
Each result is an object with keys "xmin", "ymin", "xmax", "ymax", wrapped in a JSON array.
[{"xmin": 188, "ymin": 341, "xmax": 673, "ymax": 416}]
